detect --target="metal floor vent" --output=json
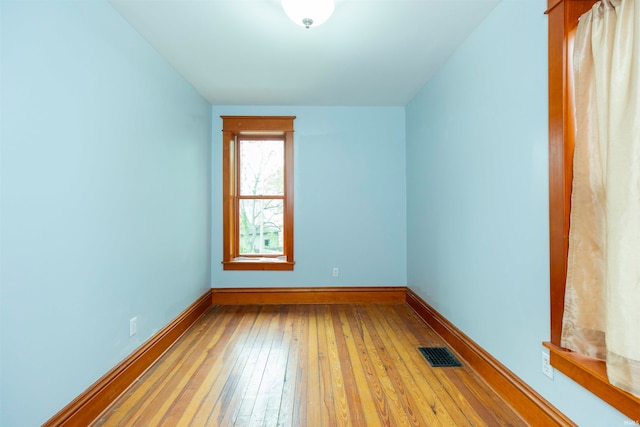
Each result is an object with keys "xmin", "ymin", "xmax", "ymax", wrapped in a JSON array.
[{"xmin": 418, "ymin": 347, "xmax": 462, "ymax": 368}]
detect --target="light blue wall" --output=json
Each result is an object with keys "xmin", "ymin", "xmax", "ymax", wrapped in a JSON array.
[
  {"xmin": 0, "ymin": 1, "xmax": 211, "ymax": 425},
  {"xmin": 405, "ymin": 0, "xmax": 628, "ymax": 425},
  {"xmin": 211, "ymin": 106, "xmax": 407, "ymax": 289},
  {"xmin": 1, "ymin": 0, "xmax": 628, "ymax": 424}
]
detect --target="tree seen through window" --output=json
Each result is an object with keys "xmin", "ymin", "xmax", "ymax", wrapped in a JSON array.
[{"xmin": 239, "ymin": 138, "xmax": 284, "ymax": 255}]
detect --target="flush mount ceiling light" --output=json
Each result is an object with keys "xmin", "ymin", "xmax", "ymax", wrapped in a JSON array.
[{"xmin": 282, "ymin": 0, "xmax": 335, "ymax": 29}]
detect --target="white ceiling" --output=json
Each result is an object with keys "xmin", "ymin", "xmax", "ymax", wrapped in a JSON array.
[{"xmin": 109, "ymin": 0, "xmax": 501, "ymax": 106}]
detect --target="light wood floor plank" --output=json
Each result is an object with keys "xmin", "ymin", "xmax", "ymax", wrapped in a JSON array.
[
  {"xmin": 316, "ymin": 306, "xmax": 337, "ymax": 427},
  {"xmin": 152, "ymin": 308, "xmax": 250, "ymax": 425},
  {"xmin": 360, "ymin": 309, "xmax": 414, "ymax": 427},
  {"xmin": 304, "ymin": 306, "xmax": 321, "ymax": 427},
  {"xmin": 97, "ymin": 305, "xmax": 238, "ymax": 425},
  {"xmin": 276, "ymin": 305, "xmax": 303, "ymax": 427},
  {"xmin": 330, "ymin": 306, "xmax": 370, "ymax": 427},
  {"xmin": 365, "ymin": 305, "xmax": 447, "ymax": 427},
  {"xmin": 289, "ymin": 305, "xmax": 309, "ymax": 427},
  {"xmin": 178, "ymin": 305, "xmax": 262, "ymax": 426},
  {"xmin": 249, "ymin": 305, "xmax": 291, "ymax": 427},
  {"xmin": 156, "ymin": 306, "xmax": 252, "ymax": 426},
  {"xmin": 384, "ymin": 304, "xmax": 494, "ymax": 426},
  {"xmin": 199, "ymin": 306, "xmax": 264, "ymax": 426},
  {"xmin": 335, "ymin": 306, "xmax": 382, "ymax": 427},
  {"xmin": 387, "ymin": 304, "xmax": 527, "ymax": 427},
  {"xmin": 230, "ymin": 306, "xmax": 282, "ymax": 426},
  {"xmin": 323, "ymin": 305, "xmax": 353, "ymax": 427},
  {"xmin": 93, "ymin": 304, "xmax": 527, "ymax": 427},
  {"xmin": 373, "ymin": 304, "xmax": 474, "ymax": 426},
  {"xmin": 343, "ymin": 306, "xmax": 397, "ymax": 426}
]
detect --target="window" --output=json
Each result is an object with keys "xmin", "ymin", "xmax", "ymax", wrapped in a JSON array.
[
  {"xmin": 221, "ymin": 116, "xmax": 295, "ymax": 271},
  {"xmin": 545, "ymin": 0, "xmax": 640, "ymax": 418}
]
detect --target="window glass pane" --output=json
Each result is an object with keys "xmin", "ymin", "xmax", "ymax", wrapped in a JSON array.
[
  {"xmin": 240, "ymin": 139, "xmax": 284, "ymax": 196},
  {"xmin": 239, "ymin": 199, "xmax": 284, "ymax": 255}
]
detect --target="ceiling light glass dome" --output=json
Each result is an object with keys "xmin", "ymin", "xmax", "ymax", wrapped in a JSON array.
[{"xmin": 282, "ymin": 0, "xmax": 335, "ymax": 29}]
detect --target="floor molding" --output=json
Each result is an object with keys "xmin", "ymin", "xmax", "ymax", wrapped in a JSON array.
[
  {"xmin": 43, "ymin": 290, "xmax": 212, "ymax": 427},
  {"xmin": 406, "ymin": 288, "xmax": 576, "ymax": 427},
  {"xmin": 211, "ymin": 286, "xmax": 407, "ymax": 305},
  {"xmin": 44, "ymin": 287, "xmax": 575, "ymax": 426}
]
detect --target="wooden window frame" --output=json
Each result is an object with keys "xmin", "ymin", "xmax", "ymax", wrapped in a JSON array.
[
  {"xmin": 544, "ymin": 0, "xmax": 640, "ymax": 419},
  {"xmin": 221, "ymin": 116, "xmax": 295, "ymax": 271}
]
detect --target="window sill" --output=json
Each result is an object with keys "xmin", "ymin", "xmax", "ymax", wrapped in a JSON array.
[
  {"xmin": 543, "ymin": 342, "xmax": 640, "ymax": 420},
  {"xmin": 222, "ymin": 260, "xmax": 295, "ymax": 271}
]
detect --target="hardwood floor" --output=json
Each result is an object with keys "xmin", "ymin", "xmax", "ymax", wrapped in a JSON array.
[{"xmin": 93, "ymin": 304, "xmax": 527, "ymax": 426}]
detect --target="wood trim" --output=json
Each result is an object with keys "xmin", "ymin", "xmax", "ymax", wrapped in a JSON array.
[
  {"xmin": 544, "ymin": 342, "xmax": 640, "ymax": 420},
  {"xmin": 222, "ymin": 130, "xmax": 237, "ymax": 263},
  {"xmin": 220, "ymin": 116, "xmax": 295, "ymax": 133},
  {"xmin": 43, "ymin": 290, "xmax": 212, "ymax": 427},
  {"xmin": 406, "ymin": 289, "xmax": 576, "ymax": 426},
  {"xmin": 221, "ymin": 261, "xmax": 295, "ymax": 271},
  {"xmin": 548, "ymin": 0, "xmax": 598, "ymax": 347},
  {"xmin": 211, "ymin": 286, "xmax": 407, "ymax": 305},
  {"xmin": 283, "ymin": 129, "xmax": 294, "ymax": 263},
  {"xmin": 545, "ymin": 0, "xmax": 564, "ymax": 14}
]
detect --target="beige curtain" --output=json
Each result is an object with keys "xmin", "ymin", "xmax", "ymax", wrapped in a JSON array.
[{"xmin": 561, "ymin": 0, "xmax": 640, "ymax": 397}]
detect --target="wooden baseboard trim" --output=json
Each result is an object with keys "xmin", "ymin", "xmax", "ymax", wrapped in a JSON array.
[
  {"xmin": 406, "ymin": 288, "xmax": 576, "ymax": 427},
  {"xmin": 43, "ymin": 287, "xmax": 576, "ymax": 426},
  {"xmin": 43, "ymin": 290, "xmax": 212, "ymax": 427},
  {"xmin": 212, "ymin": 286, "xmax": 407, "ymax": 305}
]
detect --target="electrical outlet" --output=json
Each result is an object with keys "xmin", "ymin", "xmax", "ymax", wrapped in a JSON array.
[
  {"xmin": 332, "ymin": 267, "xmax": 339, "ymax": 277},
  {"xmin": 542, "ymin": 351, "xmax": 554, "ymax": 379},
  {"xmin": 130, "ymin": 317, "xmax": 137, "ymax": 337}
]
